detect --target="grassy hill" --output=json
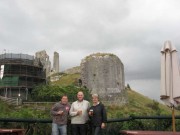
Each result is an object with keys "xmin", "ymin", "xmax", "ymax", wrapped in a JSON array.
[
  {"xmin": 52, "ymin": 73, "xmax": 80, "ymax": 86},
  {"xmin": 51, "ymin": 72, "xmax": 179, "ymax": 118},
  {"xmin": 1, "ymin": 72, "xmax": 179, "ymax": 119},
  {"xmin": 1, "ymin": 71, "xmax": 179, "ymax": 134},
  {"xmin": 107, "ymin": 89, "xmax": 171, "ymax": 117}
]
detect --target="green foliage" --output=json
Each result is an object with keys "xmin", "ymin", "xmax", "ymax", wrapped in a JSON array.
[
  {"xmin": 146, "ymin": 100, "xmax": 161, "ymax": 115},
  {"xmin": 0, "ymin": 101, "xmax": 52, "ymax": 135},
  {"xmin": 1, "ymin": 75, "xmax": 180, "ymax": 134},
  {"xmin": 51, "ymin": 72, "xmax": 67, "ymax": 77},
  {"xmin": 31, "ymin": 84, "xmax": 91, "ymax": 102},
  {"xmin": 52, "ymin": 73, "xmax": 80, "ymax": 86},
  {"xmin": 0, "ymin": 101, "xmax": 11, "ymax": 117},
  {"xmin": 0, "ymin": 101, "xmax": 49, "ymax": 119}
]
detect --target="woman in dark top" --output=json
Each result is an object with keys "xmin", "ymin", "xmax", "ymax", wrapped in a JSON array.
[{"xmin": 88, "ymin": 94, "xmax": 107, "ymax": 135}]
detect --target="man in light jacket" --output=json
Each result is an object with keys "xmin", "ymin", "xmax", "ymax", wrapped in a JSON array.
[{"xmin": 69, "ymin": 91, "xmax": 90, "ymax": 135}]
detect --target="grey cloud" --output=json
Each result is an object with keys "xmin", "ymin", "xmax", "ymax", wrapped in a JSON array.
[
  {"xmin": 0, "ymin": 0, "xmax": 130, "ymax": 52},
  {"xmin": 1, "ymin": 0, "xmax": 180, "ymax": 84}
]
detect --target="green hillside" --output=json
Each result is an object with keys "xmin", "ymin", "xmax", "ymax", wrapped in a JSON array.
[
  {"xmin": 1, "ymin": 72, "xmax": 180, "ymax": 134},
  {"xmin": 52, "ymin": 73, "xmax": 80, "ymax": 86},
  {"xmin": 107, "ymin": 89, "xmax": 172, "ymax": 118},
  {"xmin": 1, "ymin": 72, "xmax": 179, "ymax": 118},
  {"xmin": 51, "ymin": 73, "xmax": 179, "ymax": 117}
]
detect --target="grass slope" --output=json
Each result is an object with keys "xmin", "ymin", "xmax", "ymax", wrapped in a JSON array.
[
  {"xmin": 106, "ymin": 89, "xmax": 168, "ymax": 118},
  {"xmin": 51, "ymin": 73, "xmax": 179, "ymax": 118},
  {"xmin": 1, "ymin": 73, "xmax": 179, "ymax": 118},
  {"xmin": 52, "ymin": 73, "xmax": 80, "ymax": 86}
]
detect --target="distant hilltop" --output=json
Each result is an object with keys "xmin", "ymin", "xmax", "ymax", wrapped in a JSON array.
[{"xmin": 63, "ymin": 66, "xmax": 81, "ymax": 74}]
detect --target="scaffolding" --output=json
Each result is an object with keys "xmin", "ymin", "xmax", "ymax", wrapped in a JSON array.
[{"xmin": 0, "ymin": 53, "xmax": 46, "ymax": 99}]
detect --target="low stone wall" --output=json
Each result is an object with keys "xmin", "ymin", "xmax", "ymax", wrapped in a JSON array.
[{"xmin": 0, "ymin": 95, "xmax": 21, "ymax": 106}]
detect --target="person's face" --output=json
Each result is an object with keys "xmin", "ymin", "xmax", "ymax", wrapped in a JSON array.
[
  {"xmin": 92, "ymin": 96, "xmax": 98, "ymax": 104},
  {"xmin": 77, "ymin": 92, "xmax": 84, "ymax": 101},
  {"xmin": 61, "ymin": 96, "xmax": 68, "ymax": 104}
]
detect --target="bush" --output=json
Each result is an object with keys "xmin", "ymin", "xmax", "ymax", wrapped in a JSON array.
[{"xmin": 31, "ymin": 84, "xmax": 91, "ymax": 102}]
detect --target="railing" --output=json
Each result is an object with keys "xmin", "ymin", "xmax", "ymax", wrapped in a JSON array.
[
  {"xmin": 4, "ymin": 70, "xmax": 45, "ymax": 78},
  {"xmin": 1, "ymin": 116, "xmax": 180, "ymax": 135}
]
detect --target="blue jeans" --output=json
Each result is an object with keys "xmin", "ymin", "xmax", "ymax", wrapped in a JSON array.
[{"xmin": 52, "ymin": 123, "xmax": 67, "ymax": 135}]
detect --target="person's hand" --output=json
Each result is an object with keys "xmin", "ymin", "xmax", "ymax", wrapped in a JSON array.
[
  {"xmin": 88, "ymin": 111, "xmax": 92, "ymax": 116},
  {"xmin": 77, "ymin": 110, "xmax": 82, "ymax": 115},
  {"xmin": 101, "ymin": 123, "xmax": 105, "ymax": 129},
  {"xmin": 57, "ymin": 111, "xmax": 63, "ymax": 115}
]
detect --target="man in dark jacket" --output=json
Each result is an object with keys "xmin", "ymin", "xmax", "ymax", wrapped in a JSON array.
[
  {"xmin": 88, "ymin": 94, "xmax": 107, "ymax": 135},
  {"xmin": 51, "ymin": 95, "xmax": 71, "ymax": 135}
]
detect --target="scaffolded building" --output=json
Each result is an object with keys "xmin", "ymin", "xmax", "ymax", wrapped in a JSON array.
[{"xmin": 0, "ymin": 53, "xmax": 46, "ymax": 100}]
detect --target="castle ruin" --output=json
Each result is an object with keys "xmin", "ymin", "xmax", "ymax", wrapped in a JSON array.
[
  {"xmin": 81, "ymin": 53, "xmax": 127, "ymax": 105},
  {"xmin": 53, "ymin": 51, "xmax": 60, "ymax": 73},
  {"xmin": 35, "ymin": 50, "xmax": 51, "ymax": 77},
  {"xmin": 35, "ymin": 50, "xmax": 60, "ymax": 78}
]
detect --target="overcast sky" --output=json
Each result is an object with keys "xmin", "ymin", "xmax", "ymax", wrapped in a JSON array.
[{"xmin": 1, "ymin": 0, "xmax": 180, "ymax": 101}]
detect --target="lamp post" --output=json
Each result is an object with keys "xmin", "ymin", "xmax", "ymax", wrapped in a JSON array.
[
  {"xmin": 18, "ymin": 93, "xmax": 21, "ymax": 105},
  {"xmin": 5, "ymin": 87, "xmax": 7, "ymax": 98}
]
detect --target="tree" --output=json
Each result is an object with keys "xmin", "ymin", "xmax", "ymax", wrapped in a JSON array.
[
  {"xmin": 31, "ymin": 84, "xmax": 91, "ymax": 102},
  {"xmin": 127, "ymin": 84, "xmax": 131, "ymax": 90}
]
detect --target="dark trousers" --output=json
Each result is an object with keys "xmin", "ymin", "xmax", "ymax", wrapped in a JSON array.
[
  {"xmin": 71, "ymin": 124, "xmax": 87, "ymax": 135},
  {"xmin": 91, "ymin": 126, "xmax": 101, "ymax": 135}
]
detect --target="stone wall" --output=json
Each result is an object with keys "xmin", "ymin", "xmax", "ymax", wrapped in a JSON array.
[
  {"xmin": 81, "ymin": 53, "xmax": 127, "ymax": 105},
  {"xmin": 35, "ymin": 50, "xmax": 51, "ymax": 77}
]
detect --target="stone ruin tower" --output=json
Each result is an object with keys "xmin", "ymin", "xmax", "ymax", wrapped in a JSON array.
[
  {"xmin": 53, "ymin": 51, "xmax": 60, "ymax": 73},
  {"xmin": 35, "ymin": 50, "xmax": 51, "ymax": 77},
  {"xmin": 81, "ymin": 53, "xmax": 127, "ymax": 105}
]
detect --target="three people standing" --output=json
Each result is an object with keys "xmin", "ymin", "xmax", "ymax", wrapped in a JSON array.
[{"xmin": 51, "ymin": 92, "xmax": 107, "ymax": 135}]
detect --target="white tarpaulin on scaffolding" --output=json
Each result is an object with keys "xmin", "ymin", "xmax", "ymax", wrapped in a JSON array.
[{"xmin": 0, "ymin": 65, "xmax": 4, "ymax": 79}]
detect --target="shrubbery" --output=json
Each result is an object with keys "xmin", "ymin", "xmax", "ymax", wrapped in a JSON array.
[
  {"xmin": 1, "ymin": 84, "xmax": 179, "ymax": 134},
  {"xmin": 31, "ymin": 84, "xmax": 91, "ymax": 102}
]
